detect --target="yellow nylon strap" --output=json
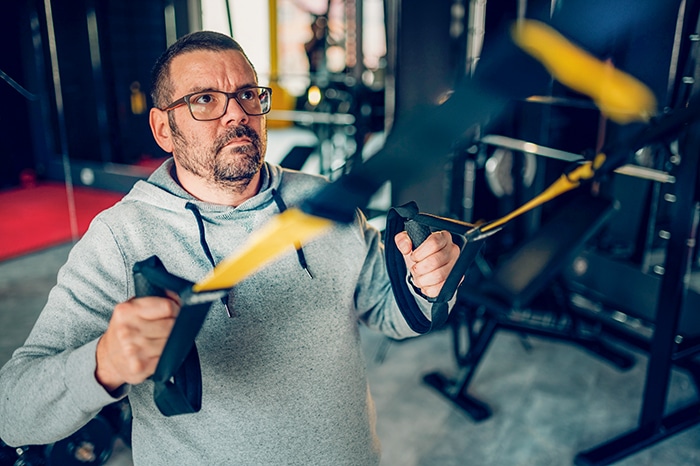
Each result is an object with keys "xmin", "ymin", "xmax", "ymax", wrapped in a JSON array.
[
  {"xmin": 512, "ymin": 20, "xmax": 656, "ymax": 124},
  {"xmin": 479, "ymin": 20, "xmax": 656, "ymax": 232},
  {"xmin": 188, "ymin": 20, "xmax": 652, "ymax": 293},
  {"xmin": 481, "ymin": 153, "xmax": 606, "ymax": 233},
  {"xmin": 192, "ymin": 208, "xmax": 333, "ymax": 292}
]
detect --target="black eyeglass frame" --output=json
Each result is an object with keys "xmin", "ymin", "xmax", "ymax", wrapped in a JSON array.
[{"xmin": 161, "ymin": 86, "xmax": 273, "ymax": 120}]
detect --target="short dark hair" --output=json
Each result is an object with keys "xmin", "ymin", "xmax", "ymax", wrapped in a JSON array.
[{"xmin": 150, "ymin": 31, "xmax": 256, "ymax": 108}]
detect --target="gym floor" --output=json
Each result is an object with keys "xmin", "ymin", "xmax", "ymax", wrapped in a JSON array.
[{"xmin": 1, "ymin": 243, "xmax": 699, "ymax": 465}]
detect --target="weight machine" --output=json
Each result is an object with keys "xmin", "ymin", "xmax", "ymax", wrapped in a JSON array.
[{"xmin": 422, "ymin": 1, "xmax": 700, "ymax": 464}]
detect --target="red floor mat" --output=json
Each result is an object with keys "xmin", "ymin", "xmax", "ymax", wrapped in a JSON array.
[{"xmin": 0, "ymin": 183, "xmax": 123, "ymax": 262}]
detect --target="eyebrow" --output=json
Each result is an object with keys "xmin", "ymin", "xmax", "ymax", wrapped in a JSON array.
[{"xmin": 183, "ymin": 83, "xmax": 260, "ymax": 94}]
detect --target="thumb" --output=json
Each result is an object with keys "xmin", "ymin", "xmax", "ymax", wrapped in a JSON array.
[{"xmin": 394, "ymin": 231, "xmax": 413, "ymax": 256}]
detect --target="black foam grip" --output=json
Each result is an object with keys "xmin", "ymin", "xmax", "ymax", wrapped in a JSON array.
[
  {"xmin": 404, "ymin": 219, "xmax": 432, "ymax": 249},
  {"xmin": 133, "ymin": 261, "xmax": 166, "ymax": 299},
  {"xmin": 132, "ymin": 256, "xmax": 191, "ymax": 298}
]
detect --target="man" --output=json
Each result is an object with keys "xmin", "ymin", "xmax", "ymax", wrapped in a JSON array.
[{"xmin": 0, "ymin": 31, "xmax": 460, "ymax": 464}]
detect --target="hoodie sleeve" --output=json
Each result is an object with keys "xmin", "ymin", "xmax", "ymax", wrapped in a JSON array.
[
  {"xmin": 0, "ymin": 218, "xmax": 130, "ymax": 447},
  {"xmin": 352, "ymin": 211, "xmax": 441, "ymax": 340}
]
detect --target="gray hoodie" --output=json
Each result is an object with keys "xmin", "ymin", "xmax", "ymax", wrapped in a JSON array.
[{"xmin": 0, "ymin": 159, "xmax": 431, "ymax": 465}]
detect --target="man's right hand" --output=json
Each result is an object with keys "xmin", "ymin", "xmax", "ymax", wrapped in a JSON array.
[{"xmin": 95, "ymin": 296, "xmax": 180, "ymax": 392}]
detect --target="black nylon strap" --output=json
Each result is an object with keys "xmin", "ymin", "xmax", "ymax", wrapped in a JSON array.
[
  {"xmin": 133, "ymin": 256, "xmax": 225, "ymax": 416},
  {"xmin": 385, "ymin": 202, "xmax": 487, "ymax": 334},
  {"xmin": 152, "ymin": 345, "xmax": 202, "ymax": 416}
]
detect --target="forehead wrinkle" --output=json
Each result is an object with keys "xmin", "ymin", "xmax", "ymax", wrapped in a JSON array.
[
  {"xmin": 170, "ymin": 50, "xmax": 258, "ymax": 97},
  {"xmin": 183, "ymin": 82, "xmax": 260, "ymax": 95}
]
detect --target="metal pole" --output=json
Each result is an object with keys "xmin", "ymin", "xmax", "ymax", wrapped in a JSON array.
[{"xmin": 43, "ymin": 0, "xmax": 79, "ymax": 241}]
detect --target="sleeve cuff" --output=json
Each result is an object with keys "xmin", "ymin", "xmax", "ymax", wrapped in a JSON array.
[
  {"xmin": 406, "ymin": 273, "xmax": 458, "ymax": 320},
  {"xmin": 64, "ymin": 338, "xmax": 129, "ymax": 413}
]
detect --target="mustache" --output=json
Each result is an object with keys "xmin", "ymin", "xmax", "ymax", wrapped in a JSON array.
[{"xmin": 214, "ymin": 125, "xmax": 260, "ymax": 153}]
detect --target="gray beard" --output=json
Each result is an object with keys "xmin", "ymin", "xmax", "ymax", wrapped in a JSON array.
[
  {"xmin": 211, "ymin": 144, "xmax": 263, "ymax": 188},
  {"xmin": 171, "ymin": 123, "xmax": 265, "ymax": 192}
]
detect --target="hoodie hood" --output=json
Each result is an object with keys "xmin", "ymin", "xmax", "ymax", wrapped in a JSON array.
[{"xmin": 120, "ymin": 157, "xmax": 321, "ymax": 285}]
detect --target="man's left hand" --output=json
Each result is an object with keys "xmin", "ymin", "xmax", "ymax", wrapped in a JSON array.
[{"xmin": 394, "ymin": 230, "xmax": 460, "ymax": 298}]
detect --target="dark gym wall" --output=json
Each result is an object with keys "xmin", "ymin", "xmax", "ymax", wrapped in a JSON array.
[
  {"xmin": 0, "ymin": 2, "xmax": 36, "ymax": 189},
  {"xmin": 385, "ymin": 0, "xmax": 466, "ymax": 215},
  {"xmin": 93, "ymin": 0, "xmax": 171, "ymax": 165},
  {"xmin": 46, "ymin": 0, "xmax": 172, "ymax": 167},
  {"xmin": 51, "ymin": 2, "xmax": 104, "ymax": 164},
  {"xmin": 1, "ymin": 0, "xmax": 194, "ymax": 190}
]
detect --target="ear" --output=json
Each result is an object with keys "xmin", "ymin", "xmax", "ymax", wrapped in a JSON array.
[{"xmin": 150, "ymin": 108, "xmax": 174, "ymax": 153}]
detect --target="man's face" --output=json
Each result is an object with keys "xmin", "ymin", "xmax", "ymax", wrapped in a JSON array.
[{"xmin": 158, "ymin": 49, "xmax": 268, "ymax": 191}]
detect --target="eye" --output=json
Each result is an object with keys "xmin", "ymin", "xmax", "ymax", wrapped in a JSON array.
[
  {"xmin": 191, "ymin": 92, "xmax": 218, "ymax": 105},
  {"xmin": 238, "ymin": 89, "xmax": 256, "ymax": 101}
]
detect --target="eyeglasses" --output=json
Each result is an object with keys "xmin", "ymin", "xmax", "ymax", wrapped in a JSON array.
[{"xmin": 161, "ymin": 87, "xmax": 273, "ymax": 120}]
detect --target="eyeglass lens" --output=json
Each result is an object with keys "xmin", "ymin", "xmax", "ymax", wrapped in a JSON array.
[{"xmin": 188, "ymin": 88, "xmax": 270, "ymax": 120}]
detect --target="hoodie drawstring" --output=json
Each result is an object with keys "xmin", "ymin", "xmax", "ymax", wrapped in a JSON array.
[
  {"xmin": 271, "ymin": 189, "xmax": 313, "ymax": 279},
  {"xmin": 185, "ymin": 202, "xmax": 217, "ymax": 267},
  {"xmin": 186, "ymin": 202, "xmax": 234, "ymax": 317},
  {"xmin": 185, "ymin": 194, "xmax": 313, "ymax": 317}
]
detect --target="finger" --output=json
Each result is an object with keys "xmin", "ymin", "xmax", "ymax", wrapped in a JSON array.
[
  {"xmin": 165, "ymin": 289, "xmax": 182, "ymax": 305},
  {"xmin": 107, "ymin": 300, "xmax": 177, "ymax": 362},
  {"xmin": 395, "ymin": 231, "xmax": 417, "ymax": 272},
  {"xmin": 133, "ymin": 319, "xmax": 177, "ymax": 342},
  {"xmin": 105, "ymin": 323, "xmax": 169, "ymax": 364},
  {"xmin": 410, "ymin": 244, "xmax": 457, "ymax": 278},
  {"xmin": 410, "ymin": 271, "xmax": 445, "ymax": 298},
  {"xmin": 126, "ymin": 296, "xmax": 180, "ymax": 321},
  {"xmin": 105, "ymin": 327, "xmax": 170, "ymax": 383},
  {"xmin": 410, "ymin": 261, "xmax": 452, "ymax": 289},
  {"xmin": 412, "ymin": 264, "xmax": 454, "ymax": 298},
  {"xmin": 108, "ymin": 301, "xmax": 177, "ymax": 347},
  {"xmin": 394, "ymin": 231, "xmax": 413, "ymax": 255},
  {"xmin": 419, "ymin": 284, "xmax": 442, "ymax": 299},
  {"xmin": 410, "ymin": 230, "xmax": 451, "ymax": 261},
  {"xmin": 128, "ymin": 336, "xmax": 171, "ymax": 359}
]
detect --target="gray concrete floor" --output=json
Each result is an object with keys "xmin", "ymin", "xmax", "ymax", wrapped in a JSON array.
[{"xmin": 1, "ymin": 244, "xmax": 699, "ymax": 465}]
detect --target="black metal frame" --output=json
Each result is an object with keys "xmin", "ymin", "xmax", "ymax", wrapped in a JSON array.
[
  {"xmin": 425, "ymin": 145, "xmax": 700, "ymax": 463},
  {"xmin": 572, "ymin": 0, "xmax": 700, "ymax": 459},
  {"xmin": 423, "ymin": 192, "xmax": 636, "ymax": 422},
  {"xmin": 572, "ymin": 110, "xmax": 700, "ymax": 466}
]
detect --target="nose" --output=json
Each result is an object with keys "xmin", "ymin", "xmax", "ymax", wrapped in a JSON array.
[{"xmin": 221, "ymin": 95, "xmax": 249, "ymax": 126}]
